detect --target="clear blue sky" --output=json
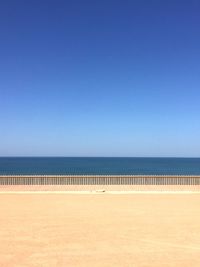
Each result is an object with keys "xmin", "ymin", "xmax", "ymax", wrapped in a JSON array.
[{"xmin": 0, "ymin": 0, "xmax": 200, "ymax": 157}]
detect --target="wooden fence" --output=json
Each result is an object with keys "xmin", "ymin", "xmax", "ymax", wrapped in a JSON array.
[{"xmin": 0, "ymin": 175, "xmax": 200, "ymax": 185}]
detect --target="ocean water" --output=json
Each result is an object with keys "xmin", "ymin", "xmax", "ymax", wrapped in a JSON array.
[{"xmin": 0, "ymin": 157, "xmax": 200, "ymax": 175}]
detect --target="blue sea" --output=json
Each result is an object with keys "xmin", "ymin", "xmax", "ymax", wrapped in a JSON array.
[{"xmin": 0, "ymin": 157, "xmax": 200, "ymax": 175}]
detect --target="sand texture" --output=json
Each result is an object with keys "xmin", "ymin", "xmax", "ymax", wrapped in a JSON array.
[
  {"xmin": 0, "ymin": 194, "xmax": 200, "ymax": 266},
  {"xmin": 0, "ymin": 184, "xmax": 200, "ymax": 191}
]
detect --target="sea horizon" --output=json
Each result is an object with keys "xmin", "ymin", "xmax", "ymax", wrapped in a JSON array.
[{"xmin": 1, "ymin": 157, "xmax": 200, "ymax": 176}]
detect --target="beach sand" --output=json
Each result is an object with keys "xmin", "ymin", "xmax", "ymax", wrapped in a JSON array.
[{"xmin": 0, "ymin": 193, "xmax": 200, "ymax": 266}]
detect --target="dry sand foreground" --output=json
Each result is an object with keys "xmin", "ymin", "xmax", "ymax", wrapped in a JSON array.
[{"xmin": 0, "ymin": 194, "xmax": 200, "ymax": 267}]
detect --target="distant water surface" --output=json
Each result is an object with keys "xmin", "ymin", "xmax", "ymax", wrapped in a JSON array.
[{"xmin": 0, "ymin": 157, "xmax": 200, "ymax": 175}]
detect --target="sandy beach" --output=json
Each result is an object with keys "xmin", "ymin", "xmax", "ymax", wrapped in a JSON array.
[{"xmin": 0, "ymin": 193, "xmax": 200, "ymax": 267}]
